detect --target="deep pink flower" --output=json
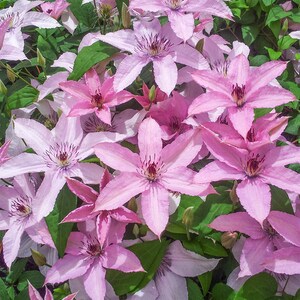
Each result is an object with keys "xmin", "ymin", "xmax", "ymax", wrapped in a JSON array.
[
  {"xmin": 93, "ymin": 118, "xmax": 213, "ymax": 237},
  {"xmin": 41, "ymin": 0, "xmax": 69, "ymax": 19},
  {"xmin": 60, "ymin": 68, "xmax": 133, "ymax": 125},
  {"xmin": 188, "ymin": 54, "xmax": 295, "ymax": 137},
  {"xmin": 45, "ymin": 230, "xmax": 144, "ymax": 300},
  {"xmin": 195, "ymin": 128, "xmax": 300, "ymax": 223},
  {"xmin": 63, "ymin": 169, "xmax": 141, "ymax": 247}
]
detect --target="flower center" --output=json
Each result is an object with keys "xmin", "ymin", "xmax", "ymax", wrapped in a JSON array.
[
  {"xmin": 91, "ymin": 92, "xmax": 103, "ymax": 109},
  {"xmin": 263, "ymin": 220, "xmax": 278, "ymax": 239},
  {"xmin": 81, "ymin": 237, "xmax": 103, "ymax": 257},
  {"xmin": 244, "ymin": 153, "xmax": 265, "ymax": 177},
  {"xmin": 246, "ymin": 128, "xmax": 256, "ymax": 142},
  {"xmin": 44, "ymin": 142, "xmax": 79, "ymax": 171},
  {"xmin": 1, "ymin": 12, "xmax": 22, "ymax": 31},
  {"xmin": 10, "ymin": 196, "xmax": 32, "ymax": 219},
  {"xmin": 82, "ymin": 114, "xmax": 114, "ymax": 133},
  {"xmin": 136, "ymin": 33, "xmax": 173, "ymax": 57},
  {"xmin": 141, "ymin": 156, "xmax": 165, "ymax": 182},
  {"xmin": 164, "ymin": 0, "xmax": 183, "ymax": 9},
  {"xmin": 231, "ymin": 84, "xmax": 246, "ymax": 107}
]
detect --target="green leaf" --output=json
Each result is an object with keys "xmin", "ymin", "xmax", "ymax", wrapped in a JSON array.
[
  {"xmin": 7, "ymin": 86, "xmax": 39, "ymax": 111},
  {"xmin": 285, "ymin": 114, "xmax": 300, "ymax": 136},
  {"xmin": 0, "ymin": 278, "xmax": 9, "ymax": 300},
  {"xmin": 262, "ymin": 0, "xmax": 276, "ymax": 6},
  {"xmin": 265, "ymin": 47, "xmax": 282, "ymax": 60},
  {"xmin": 69, "ymin": 0, "xmax": 98, "ymax": 28},
  {"xmin": 278, "ymin": 36, "xmax": 297, "ymax": 51},
  {"xmin": 250, "ymin": 55, "xmax": 269, "ymax": 66},
  {"xmin": 242, "ymin": 25, "xmax": 260, "ymax": 45},
  {"xmin": 198, "ymin": 237, "xmax": 228, "ymax": 257},
  {"xmin": 68, "ymin": 41, "xmax": 119, "ymax": 80},
  {"xmin": 106, "ymin": 239, "xmax": 169, "ymax": 296},
  {"xmin": 236, "ymin": 272, "xmax": 277, "ymax": 299},
  {"xmin": 270, "ymin": 185, "xmax": 294, "ymax": 214},
  {"xmin": 187, "ymin": 279, "xmax": 204, "ymax": 300},
  {"xmin": 198, "ymin": 271, "xmax": 212, "ymax": 296},
  {"xmin": 212, "ymin": 283, "xmax": 235, "ymax": 300},
  {"xmin": 17, "ymin": 271, "xmax": 45, "ymax": 292},
  {"xmin": 45, "ymin": 185, "xmax": 77, "ymax": 257},
  {"xmin": 266, "ymin": 7, "xmax": 292, "ymax": 26},
  {"xmin": 6, "ymin": 258, "xmax": 28, "ymax": 284}
]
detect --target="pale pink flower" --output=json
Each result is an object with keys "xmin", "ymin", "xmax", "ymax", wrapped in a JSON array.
[
  {"xmin": 85, "ymin": 18, "xmax": 209, "ymax": 95},
  {"xmin": 129, "ymin": 0, "xmax": 232, "ymax": 41},
  {"xmin": 93, "ymin": 118, "xmax": 213, "ymax": 237},
  {"xmin": 188, "ymin": 54, "xmax": 295, "ymax": 137},
  {"xmin": 195, "ymin": 128, "xmax": 300, "ymax": 223},
  {"xmin": 0, "ymin": 114, "xmax": 105, "ymax": 221},
  {"xmin": 0, "ymin": 175, "xmax": 54, "ymax": 268},
  {"xmin": 0, "ymin": 141, "xmax": 10, "ymax": 165}
]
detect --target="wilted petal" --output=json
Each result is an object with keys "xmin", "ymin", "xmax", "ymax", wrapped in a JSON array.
[
  {"xmin": 236, "ymin": 178, "xmax": 271, "ymax": 224},
  {"xmin": 141, "ymin": 184, "xmax": 169, "ymax": 237}
]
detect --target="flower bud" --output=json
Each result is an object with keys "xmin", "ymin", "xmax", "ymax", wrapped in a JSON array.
[
  {"xmin": 195, "ymin": 39, "xmax": 204, "ymax": 53},
  {"xmin": 221, "ymin": 232, "xmax": 238, "ymax": 249},
  {"xmin": 37, "ymin": 48, "xmax": 46, "ymax": 68},
  {"xmin": 121, "ymin": 3, "xmax": 131, "ymax": 29},
  {"xmin": 148, "ymin": 85, "xmax": 156, "ymax": 102},
  {"xmin": 230, "ymin": 181, "xmax": 239, "ymax": 205},
  {"xmin": 127, "ymin": 197, "xmax": 138, "ymax": 212},
  {"xmin": 0, "ymin": 80, "xmax": 7, "ymax": 95},
  {"xmin": 182, "ymin": 206, "xmax": 194, "ymax": 229},
  {"xmin": 132, "ymin": 224, "xmax": 139, "ymax": 238},
  {"xmin": 31, "ymin": 248, "xmax": 47, "ymax": 266},
  {"xmin": 6, "ymin": 64, "xmax": 16, "ymax": 83}
]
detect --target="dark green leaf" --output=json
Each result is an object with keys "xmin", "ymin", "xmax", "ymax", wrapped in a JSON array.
[
  {"xmin": 198, "ymin": 271, "xmax": 212, "ymax": 296},
  {"xmin": 187, "ymin": 279, "xmax": 204, "ymax": 300},
  {"xmin": 45, "ymin": 184, "xmax": 77, "ymax": 257},
  {"xmin": 68, "ymin": 41, "xmax": 119, "ymax": 80},
  {"xmin": 7, "ymin": 86, "xmax": 39, "ymax": 111},
  {"xmin": 17, "ymin": 271, "xmax": 45, "ymax": 291},
  {"xmin": 0, "ymin": 278, "xmax": 9, "ymax": 300},
  {"xmin": 6, "ymin": 258, "xmax": 28, "ymax": 284},
  {"xmin": 271, "ymin": 185, "xmax": 294, "ymax": 214},
  {"xmin": 212, "ymin": 283, "xmax": 235, "ymax": 300},
  {"xmin": 106, "ymin": 239, "xmax": 169, "ymax": 296}
]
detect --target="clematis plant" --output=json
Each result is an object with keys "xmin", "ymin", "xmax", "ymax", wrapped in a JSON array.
[{"xmin": 93, "ymin": 117, "xmax": 213, "ymax": 237}]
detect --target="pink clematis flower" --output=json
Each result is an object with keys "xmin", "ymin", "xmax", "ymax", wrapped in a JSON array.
[
  {"xmin": 41, "ymin": 0, "xmax": 70, "ymax": 20},
  {"xmin": 93, "ymin": 118, "xmax": 213, "ymax": 237},
  {"xmin": 195, "ymin": 128, "xmax": 300, "ymax": 223},
  {"xmin": 129, "ymin": 0, "xmax": 232, "ymax": 41},
  {"xmin": 0, "ymin": 0, "xmax": 60, "ymax": 52},
  {"xmin": 45, "ymin": 229, "xmax": 144, "ymax": 300},
  {"xmin": 63, "ymin": 169, "xmax": 141, "ymax": 247},
  {"xmin": 0, "ymin": 141, "xmax": 10, "ymax": 165},
  {"xmin": 148, "ymin": 91, "xmax": 192, "ymax": 141},
  {"xmin": 86, "ymin": 18, "xmax": 209, "ymax": 95},
  {"xmin": 188, "ymin": 54, "xmax": 295, "ymax": 137},
  {"xmin": 0, "ymin": 175, "xmax": 55, "ymax": 268},
  {"xmin": 210, "ymin": 211, "xmax": 300, "ymax": 277},
  {"xmin": 128, "ymin": 240, "xmax": 220, "ymax": 300},
  {"xmin": 28, "ymin": 282, "xmax": 77, "ymax": 300},
  {"xmin": 0, "ymin": 114, "xmax": 105, "ymax": 221},
  {"xmin": 60, "ymin": 68, "xmax": 133, "ymax": 125}
]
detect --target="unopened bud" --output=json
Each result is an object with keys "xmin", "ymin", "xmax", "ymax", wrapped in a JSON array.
[
  {"xmin": 230, "ymin": 181, "xmax": 239, "ymax": 205},
  {"xmin": 31, "ymin": 249, "xmax": 47, "ymax": 266},
  {"xmin": 132, "ymin": 224, "xmax": 139, "ymax": 237},
  {"xmin": 127, "ymin": 197, "xmax": 138, "ymax": 212},
  {"xmin": 195, "ymin": 39, "xmax": 204, "ymax": 53},
  {"xmin": 148, "ymin": 85, "xmax": 156, "ymax": 102},
  {"xmin": 182, "ymin": 206, "xmax": 194, "ymax": 229},
  {"xmin": 37, "ymin": 48, "xmax": 46, "ymax": 68},
  {"xmin": 139, "ymin": 225, "xmax": 148, "ymax": 237},
  {"xmin": 282, "ymin": 19, "xmax": 289, "ymax": 34},
  {"xmin": 221, "ymin": 232, "xmax": 238, "ymax": 249},
  {"xmin": 0, "ymin": 80, "xmax": 7, "ymax": 95},
  {"xmin": 121, "ymin": 3, "xmax": 131, "ymax": 29},
  {"xmin": 6, "ymin": 64, "xmax": 15, "ymax": 83}
]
